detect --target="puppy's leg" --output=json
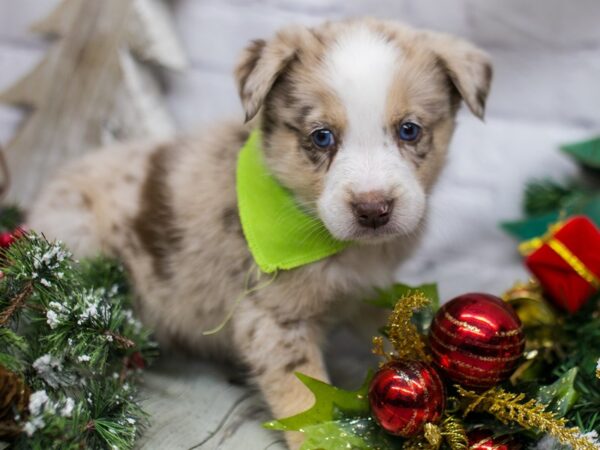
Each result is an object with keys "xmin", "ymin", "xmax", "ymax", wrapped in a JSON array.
[{"xmin": 234, "ymin": 311, "xmax": 328, "ymax": 450}]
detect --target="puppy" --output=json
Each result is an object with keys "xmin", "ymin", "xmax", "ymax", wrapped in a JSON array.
[{"xmin": 29, "ymin": 18, "xmax": 491, "ymax": 449}]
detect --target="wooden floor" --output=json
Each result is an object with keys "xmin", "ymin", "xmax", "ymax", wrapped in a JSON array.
[{"xmin": 137, "ymin": 356, "xmax": 285, "ymax": 450}]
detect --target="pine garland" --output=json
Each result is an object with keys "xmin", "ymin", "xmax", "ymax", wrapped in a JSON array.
[
  {"xmin": 0, "ymin": 232, "xmax": 156, "ymax": 449},
  {"xmin": 0, "ymin": 205, "xmax": 22, "ymax": 234},
  {"xmin": 524, "ymin": 179, "xmax": 578, "ymax": 216}
]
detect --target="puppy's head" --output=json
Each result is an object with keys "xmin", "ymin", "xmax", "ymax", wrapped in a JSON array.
[{"xmin": 235, "ymin": 19, "xmax": 492, "ymax": 242}]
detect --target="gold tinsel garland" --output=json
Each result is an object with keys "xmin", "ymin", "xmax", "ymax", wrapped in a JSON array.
[
  {"xmin": 439, "ymin": 415, "xmax": 468, "ymax": 450},
  {"xmin": 457, "ymin": 386, "xmax": 598, "ymax": 450},
  {"xmin": 401, "ymin": 416, "xmax": 468, "ymax": 450},
  {"xmin": 387, "ymin": 291, "xmax": 431, "ymax": 361}
]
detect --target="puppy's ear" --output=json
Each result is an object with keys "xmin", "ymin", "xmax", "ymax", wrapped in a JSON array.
[
  {"xmin": 427, "ymin": 33, "xmax": 493, "ymax": 119},
  {"xmin": 235, "ymin": 26, "xmax": 311, "ymax": 122}
]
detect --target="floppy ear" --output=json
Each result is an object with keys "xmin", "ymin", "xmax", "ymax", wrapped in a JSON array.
[
  {"xmin": 427, "ymin": 33, "xmax": 493, "ymax": 119},
  {"xmin": 235, "ymin": 26, "xmax": 311, "ymax": 122}
]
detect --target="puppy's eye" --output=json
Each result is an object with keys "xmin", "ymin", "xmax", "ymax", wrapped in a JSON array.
[
  {"xmin": 311, "ymin": 129, "xmax": 335, "ymax": 149},
  {"xmin": 397, "ymin": 122, "xmax": 422, "ymax": 142}
]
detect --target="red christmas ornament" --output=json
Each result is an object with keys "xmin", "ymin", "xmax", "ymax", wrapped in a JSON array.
[
  {"xmin": 428, "ymin": 293, "xmax": 525, "ymax": 390},
  {"xmin": 467, "ymin": 430, "xmax": 521, "ymax": 450},
  {"xmin": 523, "ymin": 216, "xmax": 600, "ymax": 313},
  {"xmin": 126, "ymin": 351, "xmax": 146, "ymax": 370},
  {"xmin": 368, "ymin": 360, "xmax": 445, "ymax": 437},
  {"xmin": 0, "ymin": 231, "xmax": 15, "ymax": 248},
  {"xmin": 0, "ymin": 227, "xmax": 24, "ymax": 249}
]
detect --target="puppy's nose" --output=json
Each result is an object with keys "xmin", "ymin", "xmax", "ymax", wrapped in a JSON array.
[{"xmin": 351, "ymin": 192, "xmax": 394, "ymax": 229}]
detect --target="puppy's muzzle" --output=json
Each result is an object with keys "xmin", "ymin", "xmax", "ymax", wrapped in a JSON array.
[{"xmin": 351, "ymin": 191, "xmax": 394, "ymax": 229}]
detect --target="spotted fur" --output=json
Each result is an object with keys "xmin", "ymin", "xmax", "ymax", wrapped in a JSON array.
[{"xmin": 29, "ymin": 19, "xmax": 491, "ymax": 450}]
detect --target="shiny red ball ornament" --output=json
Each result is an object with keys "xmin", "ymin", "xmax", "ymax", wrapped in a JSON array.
[
  {"xmin": 0, "ymin": 227, "xmax": 24, "ymax": 249},
  {"xmin": 368, "ymin": 360, "xmax": 445, "ymax": 437},
  {"xmin": 428, "ymin": 293, "xmax": 525, "ymax": 390},
  {"xmin": 0, "ymin": 231, "xmax": 15, "ymax": 248},
  {"xmin": 467, "ymin": 430, "xmax": 521, "ymax": 450}
]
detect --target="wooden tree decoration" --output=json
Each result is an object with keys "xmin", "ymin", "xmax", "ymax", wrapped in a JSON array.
[{"xmin": 0, "ymin": 0, "xmax": 187, "ymax": 205}]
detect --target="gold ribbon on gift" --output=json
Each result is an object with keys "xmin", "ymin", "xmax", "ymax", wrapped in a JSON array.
[{"xmin": 519, "ymin": 221, "xmax": 600, "ymax": 290}]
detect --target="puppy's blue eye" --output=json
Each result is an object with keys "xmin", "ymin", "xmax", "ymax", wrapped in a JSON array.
[
  {"xmin": 311, "ymin": 129, "xmax": 335, "ymax": 149},
  {"xmin": 397, "ymin": 122, "xmax": 422, "ymax": 142}
]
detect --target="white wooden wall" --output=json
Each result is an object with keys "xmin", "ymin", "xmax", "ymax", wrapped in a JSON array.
[
  {"xmin": 1, "ymin": 1, "xmax": 599, "ymax": 448},
  {"xmin": 2, "ymin": 0, "xmax": 600, "ymax": 138}
]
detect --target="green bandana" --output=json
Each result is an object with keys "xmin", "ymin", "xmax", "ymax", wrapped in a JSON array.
[{"xmin": 236, "ymin": 130, "xmax": 350, "ymax": 273}]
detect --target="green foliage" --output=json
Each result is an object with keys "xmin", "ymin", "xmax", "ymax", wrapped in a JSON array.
[
  {"xmin": 299, "ymin": 418, "xmax": 400, "ymax": 450},
  {"xmin": 561, "ymin": 137, "xmax": 600, "ymax": 169},
  {"xmin": 535, "ymin": 368, "xmax": 579, "ymax": 416},
  {"xmin": 558, "ymin": 300, "xmax": 600, "ymax": 433},
  {"xmin": 0, "ymin": 205, "xmax": 23, "ymax": 233},
  {"xmin": 523, "ymin": 179, "xmax": 577, "ymax": 216},
  {"xmin": 502, "ymin": 210, "xmax": 562, "ymax": 241},
  {"xmin": 502, "ymin": 193, "xmax": 600, "ymax": 240},
  {"xmin": 0, "ymin": 233, "xmax": 156, "ymax": 449}
]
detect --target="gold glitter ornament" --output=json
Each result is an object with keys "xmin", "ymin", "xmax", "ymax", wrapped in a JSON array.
[{"xmin": 502, "ymin": 280, "xmax": 557, "ymax": 329}]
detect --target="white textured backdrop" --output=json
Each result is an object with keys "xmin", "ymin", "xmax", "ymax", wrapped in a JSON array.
[{"xmin": 1, "ymin": 1, "xmax": 599, "ymax": 448}]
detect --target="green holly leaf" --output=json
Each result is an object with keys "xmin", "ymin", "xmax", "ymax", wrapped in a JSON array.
[
  {"xmin": 265, "ymin": 373, "xmax": 402, "ymax": 450},
  {"xmin": 536, "ymin": 367, "xmax": 579, "ymax": 417},
  {"xmin": 561, "ymin": 137, "xmax": 600, "ymax": 169},
  {"xmin": 264, "ymin": 372, "xmax": 371, "ymax": 432},
  {"xmin": 299, "ymin": 418, "xmax": 401, "ymax": 450}
]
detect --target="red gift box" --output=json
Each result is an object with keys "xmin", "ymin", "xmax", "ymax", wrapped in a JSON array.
[{"xmin": 521, "ymin": 216, "xmax": 600, "ymax": 313}]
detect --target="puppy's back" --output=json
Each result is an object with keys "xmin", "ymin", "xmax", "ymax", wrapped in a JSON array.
[{"xmin": 29, "ymin": 140, "xmax": 156, "ymax": 258}]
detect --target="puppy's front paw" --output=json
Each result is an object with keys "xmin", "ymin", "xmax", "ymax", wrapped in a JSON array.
[{"xmin": 285, "ymin": 430, "xmax": 305, "ymax": 450}]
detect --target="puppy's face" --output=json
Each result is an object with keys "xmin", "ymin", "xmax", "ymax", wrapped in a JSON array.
[{"xmin": 236, "ymin": 19, "xmax": 492, "ymax": 242}]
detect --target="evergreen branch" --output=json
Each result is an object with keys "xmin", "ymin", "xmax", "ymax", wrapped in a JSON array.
[
  {"xmin": 0, "ymin": 232, "xmax": 155, "ymax": 449},
  {"xmin": 0, "ymin": 281, "xmax": 33, "ymax": 326},
  {"xmin": 457, "ymin": 386, "xmax": 598, "ymax": 450},
  {"xmin": 104, "ymin": 331, "xmax": 135, "ymax": 349},
  {"xmin": 0, "ymin": 205, "xmax": 23, "ymax": 232},
  {"xmin": 524, "ymin": 179, "xmax": 577, "ymax": 216}
]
